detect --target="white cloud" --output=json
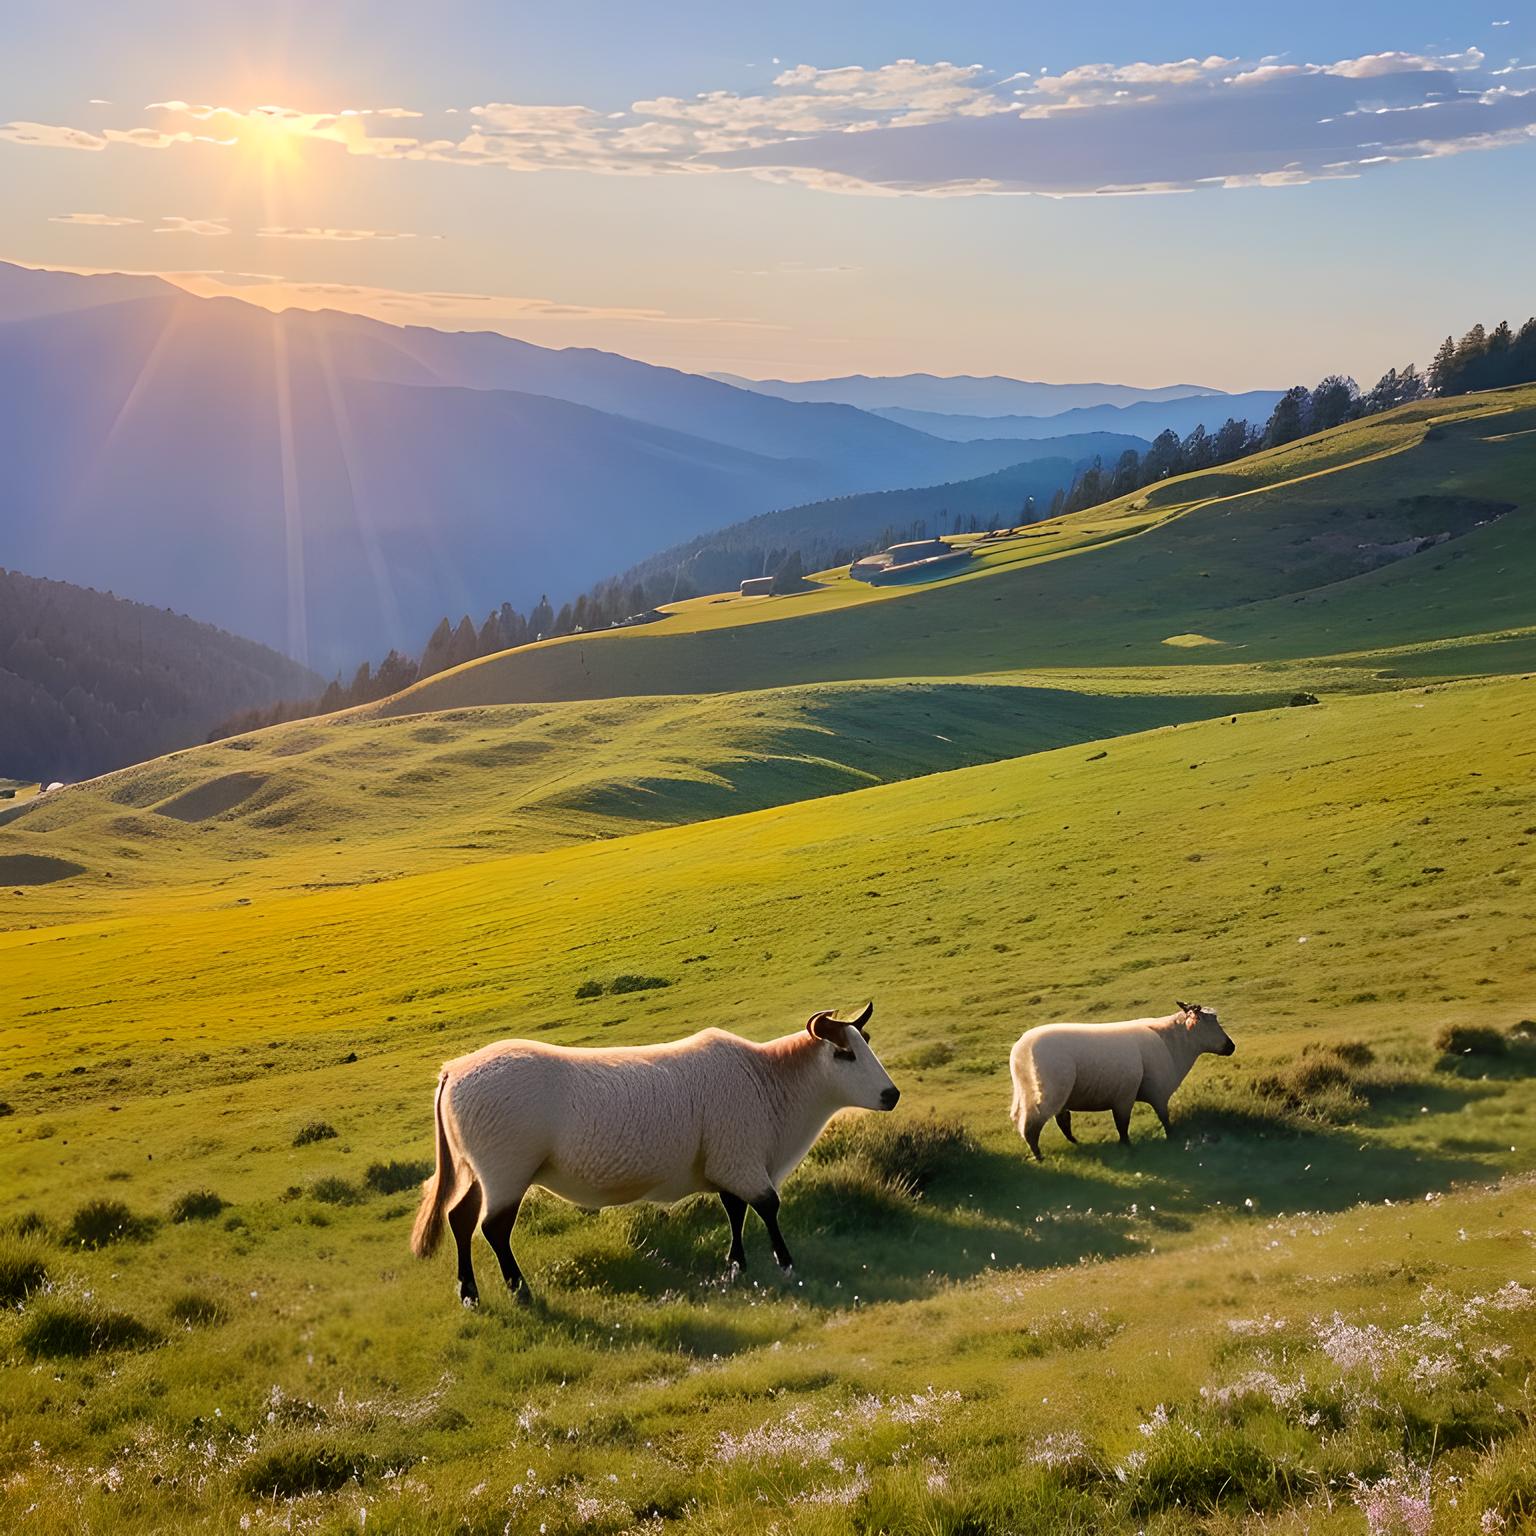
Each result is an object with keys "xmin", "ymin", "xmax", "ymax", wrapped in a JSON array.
[
  {"xmin": 0, "ymin": 120, "xmax": 108, "ymax": 150},
  {"xmin": 49, "ymin": 211, "xmax": 143, "ymax": 226},
  {"xmin": 8, "ymin": 47, "xmax": 1534, "ymax": 198},
  {"xmin": 257, "ymin": 226, "xmax": 422, "ymax": 241},
  {"xmin": 154, "ymin": 216, "xmax": 230, "ymax": 237}
]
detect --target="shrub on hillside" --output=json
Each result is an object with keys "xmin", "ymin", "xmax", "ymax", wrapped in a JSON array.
[
  {"xmin": 170, "ymin": 1189, "xmax": 227, "ymax": 1223},
  {"xmin": 293, "ymin": 1119, "xmax": 338, "ymax": 1146},
  {"xmin": 67, "ymin": 1198, "xmax": 155, "ymax": 1249},
  {"xmin": 574, "ymin": 978, "xmax": 605, "ymax": 1000},
  {"xmin": 364, "ymin": 1160, "xmax": 431, "ymax": 1196},
  {"xmin": 1435, "ymin": 1023, "xmax": 1509, "ymax": 1058}
]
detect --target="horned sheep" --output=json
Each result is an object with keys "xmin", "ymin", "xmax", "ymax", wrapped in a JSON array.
[
  {"xmin": 411, "ymin": 1002, "xmax": 898, "ymax": 1305},
  {"xmin": 1009, "ymin": 1001, "xmax": 1235, "ymax": 1159}
]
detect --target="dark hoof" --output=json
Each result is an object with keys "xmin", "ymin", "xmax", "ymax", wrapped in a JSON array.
[
  {"xmin": 459, "ymin": 1290, "xmax": 479, "ymax": 1309},
  {"xmin": 510, "ymin": 1284, "xmax": 533, "ymax": 1307},
  {"xmin": 725, "ymin": 1261, "xmax": 742, "ymax": 1284}
]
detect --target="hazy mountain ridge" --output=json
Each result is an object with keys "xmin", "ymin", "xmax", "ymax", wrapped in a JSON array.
[
  {"xmin": 707, "ymin": 370, "xmax": 1224, "ymax": 416},
  {"xmin": 0, "ymin": 264, "xmax": 1059, "ymax": 670},
  {"xmin": 872, "ymin": 390, "xmax": 1288, "ymax": 442}
]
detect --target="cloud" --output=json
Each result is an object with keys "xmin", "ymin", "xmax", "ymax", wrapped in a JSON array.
[
  {"xmin": 49, "ymin": 212, "xmax": 143, "ymax": 227},
  {"xmin": 257, "ymin": 226, "xmax": 423, "ymax": 241},
  {"xmin": 0, "ymin": 120, "xmax": 109, "ymax": 150},
  {"xmin": 8, "ymin": 48, "xmax": 1534, "ymax": 197},
  {"xmin": 154, "ymin": 216, "xmax": 230, "ymax": 237}
]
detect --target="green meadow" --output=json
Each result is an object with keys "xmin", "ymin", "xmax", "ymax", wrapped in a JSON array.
[{"xmin": 3, "ymin": 388, "xmax": 1536, "ymax": 1533}]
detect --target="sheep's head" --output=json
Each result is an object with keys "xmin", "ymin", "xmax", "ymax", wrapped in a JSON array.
[
  {"xmin": 1177, "ymin": 1000, "xmax": 1235, "ymax": 1056},
  {"xmin": 807, "ymin": 1002, "xmax": 900, "ymax": 1110}
]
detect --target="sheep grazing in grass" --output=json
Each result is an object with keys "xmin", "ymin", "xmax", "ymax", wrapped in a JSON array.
[
  {"xmin": 1009, "ymin": 1001, "xmax": 1235, "ymax": 1160},
  {"xmin": 411, "ymin": 1002, "xmax": 899, "ymax": 1306}
]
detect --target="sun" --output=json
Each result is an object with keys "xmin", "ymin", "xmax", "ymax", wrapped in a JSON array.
[{"xmin": 241, "ymin": 106, "xmax": 308, "ymax": 167}]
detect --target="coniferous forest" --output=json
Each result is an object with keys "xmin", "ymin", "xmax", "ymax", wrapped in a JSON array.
[{"xmin": 0, "ymin": 570, "xmax": 318, "ymax": 781}]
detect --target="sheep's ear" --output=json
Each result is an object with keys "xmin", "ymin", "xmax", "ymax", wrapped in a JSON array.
[{"xmin": 1175, "ymin": 999, "xmax": 1191, "ymax": 1013}]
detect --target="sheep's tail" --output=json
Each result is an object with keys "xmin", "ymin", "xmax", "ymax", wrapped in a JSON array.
[
  {"xmin": 410, "ymin": 1073, "xmax": 456, "ymax": 1258},
  {"xmin": 1007, "ymin": 1043, "xmax": 1033, "ymax": 1133}
]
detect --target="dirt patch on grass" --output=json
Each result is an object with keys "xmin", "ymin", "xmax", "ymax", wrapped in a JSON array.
[
  {"xmin": 153, "ymin": 772, "xmax": 268, "ymax": 822},
  {"xmin": 0, "ymin": 853, "xmax": 86, "ymax": 885}
]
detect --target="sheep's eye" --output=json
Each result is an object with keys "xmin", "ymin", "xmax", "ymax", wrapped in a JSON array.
[{"xmin": 833, "ymin": 1047, "xmax": 857, "ymax": 1062}]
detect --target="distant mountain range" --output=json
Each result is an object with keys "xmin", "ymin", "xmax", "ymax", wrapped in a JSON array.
[
  {"xmin": 0, "ymin": 263, "xmax": 1087, "ymax": 671},
  {"xmin": 872, "ymin": 391, "xmax": 1287, "ymax": 443},
  {"xmin": 707, "ymin": 371, "xmax": 1226, "ymax": 417}
]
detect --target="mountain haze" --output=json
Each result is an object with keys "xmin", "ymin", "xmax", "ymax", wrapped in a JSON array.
[
  {"xmin": 708, "ymin": 371, "xmax": 1222, "ymax": 416},
  {"xmin": 872, "ymin": 390, "xmax": 1288, "ymax": 442},
  {"xmin": 0, "ymin": 263, "xmax": 1047, "ymax": 670}
]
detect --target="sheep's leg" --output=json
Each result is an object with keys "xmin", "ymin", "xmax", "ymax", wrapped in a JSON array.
[
  {"xmin": 1021, "ymin": 1110, "xmax": 1046, "ymax": 1161},
  {"xmin": 720, "ymin": 1191, "xmax": 748, "ymax": 1280},
  {"xmin": 1151, "ymin": 1101, "xmax": 1174, "ymax": 1139},
  {"xmin": 1054, "ymin": 1110, "xmax": 1078, "ymax": 1144},
  {"xmin": 481, "ymin": 1198, "xmax": 529, "ymax": 1303},
  {"xmin": 448, "ymin": 1182, "xmax": 483, "ymax": 1307},
  {"xmin": 750, "ymin": 1190, "xmax": 795, "ymax": 1276},
  {"xmin": 1112, "ymin": 1104, "xmax": 1133, "ymax": 1147}
]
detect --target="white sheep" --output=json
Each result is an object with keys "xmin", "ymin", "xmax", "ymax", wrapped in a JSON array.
[
  {"xmin": 1009, "ymin": 1000, "xmax": 1235, "ymax": 1160},
  {"xmin": 411, "ymin": 1002, "xmax": 898, "ymax": 1305}
]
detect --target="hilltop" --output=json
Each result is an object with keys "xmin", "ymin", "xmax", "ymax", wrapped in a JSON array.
[{"xmin": 387, "ymin": 385, "xmax": 1536, "ymax": 713}]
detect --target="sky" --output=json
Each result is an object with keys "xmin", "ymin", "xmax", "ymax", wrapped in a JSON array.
[{"xmin": 3, "ymin": 0, "xmax": 1534, "ymax": 390}]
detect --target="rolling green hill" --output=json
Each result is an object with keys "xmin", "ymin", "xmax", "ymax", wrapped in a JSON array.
[
  {"xmin": 388, "ymin": 386, "xmax": 1536, "ymax": 712},
  {"xmin": 3, "ymin": 386, "xmax": 1536, "ymax": 1535},
  {"xmin": 3, "ymin": 672, "xmax": 1534, "ymax": 1533}
]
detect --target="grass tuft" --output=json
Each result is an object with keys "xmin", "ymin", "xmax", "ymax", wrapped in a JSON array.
[
  {"xmin": 609, "ymin": 973, "xmax": 671, "ymax": 994},
  {"xmin": 67, "ymin": 1198, "xmax": 155, "ymax": 1249},
  {"xmin": 237, "ymin": 1436, "xmax": 376, "ymax": 1497},
  {"xmin": 0, "ymin": 1237, "xmax": 49, "ymax": 1304},
  {"xmin": 169, "ymin": 1189, "xmax": 227, "ymax": 1223},
  {"xmin": 292, "ymin": 1119, "xmax": 338, "ymax": 1146},
  {"xmin": 167, "ymin": 1290, "xmax": 227, "ymax": 1327},
  {"xmin": 808, "ymin": 1111, "xmax": 981, "ymax": 1194},
  {"xmin": 19, "ymin": 1299, "xmax": 158, "ymax": 1357},
  {"xmin": 311, "ymin": 1176, "xmax": 362, "ymax": 1206}
]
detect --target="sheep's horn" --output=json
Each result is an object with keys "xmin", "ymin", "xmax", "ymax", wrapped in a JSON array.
[
  {"xmin": 1175, "ymin": 999, "xmax": 1192, "ymax": 1012},
  {"xmin": 805, "ymin": 1010, "xmax": 837, "ymax": 1041},
  {"xmin": 846, "ymin": 1000, "xmax": 873, "ymax": 1029}
]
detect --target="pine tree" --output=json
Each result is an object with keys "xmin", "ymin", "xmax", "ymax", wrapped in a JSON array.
[
  {"xmin": 1309, "ymin": 375, "xmax": 1359, "ymax": 432},
  {"xmin": 418, "ymin": 617, "xmax": 454, "ymax": 678},
  {"xmin": 1264, "ymin": 386, "xmax": 1312, "ymax": 447},
  {"xmin": 1427, "ymin": 335, "xmax": 1458, "ymax": 395},
  {"xmin": 530, "ymin": 595, "xmax": 554, "ymax": 639},
  {"xmin": 447, "ymin": 615, "xmax": 479, "ymax": 669}
]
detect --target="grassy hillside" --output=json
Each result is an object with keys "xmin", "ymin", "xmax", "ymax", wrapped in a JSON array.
[
  {"xmin": 389, "ymin": 386, "xmax": 1536, "ymax": 712},
  {"xmin": 3, "ymin": 673, "xmax": 1534, "ymax": 1532},
  {"xmin": 0, "ymin": 677, "xmax": 1272, "ymax": 928}
]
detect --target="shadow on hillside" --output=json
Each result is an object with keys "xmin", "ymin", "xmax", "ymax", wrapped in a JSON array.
[{"xmin": 487, "ymin": 1105, "xmax": 1492, "ymax": 1330}]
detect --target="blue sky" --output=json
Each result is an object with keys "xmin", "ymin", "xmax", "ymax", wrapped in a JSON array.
[{"xmin": 4, "ymin": 1, "xmax": 1533, "ymax": 387}]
